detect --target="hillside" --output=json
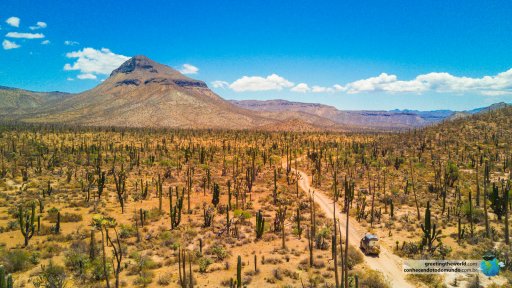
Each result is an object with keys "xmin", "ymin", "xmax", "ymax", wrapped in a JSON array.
[
  {"xmin": 0, "ymin": 86, "xmax": 69, "ymax": 117},
  {"xmin": 23, "ymin": 56, "xmax": 272, "ymax": 129}
]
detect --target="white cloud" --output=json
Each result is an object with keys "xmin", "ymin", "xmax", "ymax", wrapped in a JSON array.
[
  {"xmin": 64, "ymin": 47, "xmax": 129, "ymax": 79},
  {"xmin": 29, "ymin": 21, "xmax": 47, "ymax": 30},
  {"xmin": 291, "ymin": 83, "xmax": 310, "ymax": 93},
  {"xmin": 66, "ymin": 77, "xmax": 74, "ymax": 81},
  {"xmin": 341, "ymin": 70, "xmax": 512, "ymax": 95},
  {"xmin": 2, "ymin": 39, "xmax": 20, "ymax": 50},
  {"xmin": 211, "ymin": 80, "xmax": 229, "ymax": 89},
  {"xmin": 179, "ymin": 63, "xmax": 199, "ymax": 74},
  {"xmin": 77, "ymin": 73, "xmax": 97, "ymax": 80},
  {"xmin": 64, "ymin": 40, "xmax": 79, "ymax": 46},
  {"xmin": 311, "ymin": 85, "xmax": 335, "ymax": 93},
  {"xmin": 6, "ymin": 17, "xmax": 20, "ymax": 28},
  {"xmin": 6, "ymin": 32, "xmax": 45, "ymax": 39},
  {"xmin": 229, "ymin": 74, "xmax": 294, "ymax": 92},
  {"xmin": 41, "ymin": 40, "xmax": 50, "ymax": 45}
]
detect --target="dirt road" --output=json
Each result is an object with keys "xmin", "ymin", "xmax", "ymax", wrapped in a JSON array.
[{"xmin": 285, "ymin": 158, "xmax": 414, "ymax": 288}]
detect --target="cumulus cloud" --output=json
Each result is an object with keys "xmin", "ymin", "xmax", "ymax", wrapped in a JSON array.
[
  {"xmin": 64, "ymin": 40, "xmax": 79, "ymax": 46},
  {"xmin": 41, "ymin": 40, "xmax": 50, "ymax": 45},
  {"xmin": 2, "ymin": 39, "xmax": 20, "ymax": 50},
  {"xmin": 229, "ymin": 74, "xmax": 294, "ymax": 92},
  {"xmin": 77, "ymin": 73, "xmax": 97, "ymax": 80},
  {"xmin": 6, "ymin": 32, "xmax": 45, "ymax": 39},
  {"xmin": 30, "ymin": 21, "xmax": 47, "ymax": 30},
  {"xmin": 179, "ymin": 64, "xmax": 199, "ymax": 74},
  {"xmin": 311, "ymin": 85, "xmax": 335, "ymax": 93},
  {"xmin": 291, "ymin": 83, "xmax": 310, "ymax": 93},
  {"xmin": 6, "ymin": 17, "xmax": 20, "ymax": 28},
  {"xmin": 211, "ymin": 80, "xmax": 229, "ymax": 89},
  {"xmin": 64, "ymin": 47, "xmax": 129, "ymax": 80},
  {"xmin": 339, "ymin": 70, "xmax": 512, "ymax": 95}
]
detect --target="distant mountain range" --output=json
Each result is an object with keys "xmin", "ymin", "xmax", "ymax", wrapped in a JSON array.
[
  {"xmin": 0, "ymin": 55, "xmax": 508, "ymax": 131},
  {"xmin": 229, "ymin": 99, "xmax": 509, "ymax": 130}
]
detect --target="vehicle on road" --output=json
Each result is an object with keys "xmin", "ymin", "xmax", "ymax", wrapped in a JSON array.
[{"xmin": 360, "ymin": 233, "xmax": 380, "ymax": 256}]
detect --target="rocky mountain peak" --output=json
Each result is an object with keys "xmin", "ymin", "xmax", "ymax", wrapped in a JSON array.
[{"xmin": 110, "ymin": 55, "xmax": 159, "ymax": 77}]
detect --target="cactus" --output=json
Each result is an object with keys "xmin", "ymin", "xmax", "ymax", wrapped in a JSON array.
[
  {"xmin": 178, "ymin": 248, "xmax": 187, "ymax": 288},
  {"xmin": 226, "ymin": 204, "xmax": 230, "ymax": 235},
  {"xmin": 139, "ymin": 208, "xmax": 146, "ymax": 227},
  {"xmin": 277, "ymin": 206, "xmax": 287, "ymax": 249},
  {"xmin": 212, "ymin": 183, "xmax": 220, "ymax": 207},
  {"xmin": 97, "ymin": 171, "xmax": 106, "ymax": 200},
  {"xmin": 296, "ymin": 207, "xmax": 302, "ymax": 239},
  {"xmin": 254, "ymin": 254, "xmax": 257, "ymax": 272},
  {"xmin": 113, "ymin": 168, "xmax": 126, "ymax": 213},
  {"xmin": 490, "ymin": 183, "xmax": 505, "ymax": 220},
  {"xmin": 273, "ymin": 167, "xmax": 278, "ymax": 205},
  {"xmin": 236, "ymin": 255, "xmax": 242, "ymax": 288},
  {"xmin": 90, "ymin": 230, "xmax": 96, "ymax": 260},
  {"xmin": 0, "ymin": 265, "xmax": 6, "ymax": 288},
  {"xmin": 255, "ymin": 210, "xmax": 265, "ymax": 239},
  {"xmin": 18, "ymin": 202, "xmax": 36, "ymax": 247},
  {"xmin": 170, "ymin": 186, "xmax": 184, "ymax": 229},
  {"xmin": 44, "ymin": 180, "xmax": 53, "ymax": 197},
  {"xmin": 38, "ymin": 198, "xmax": 44, "ymax": 213},
  {"xmin": 227, "ymin": 180, "xmax": 232, "ymax": 210},
  {"xmin": 158, "ymin": 174, "xmax": 163, "ymax": 212},
  {"xmin": 203, "ymin": 203, "xmax": 214, "ymax": 227},
  {"xmin": 54, "ymin": 211, "xmax": 61, "ymax": 234},
  {"xmin": 420, "ymin": 201, "xmax": 441, "ymax": 253}
]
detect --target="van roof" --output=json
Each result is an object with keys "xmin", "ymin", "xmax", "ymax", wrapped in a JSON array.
[{"xmin": 364, "ymin": 234, "xmax": 378, "ymax": 240}]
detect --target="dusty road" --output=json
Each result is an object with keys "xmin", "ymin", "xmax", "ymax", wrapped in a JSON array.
[{"xmin": 284, "ymin": 158, "xmax": 414, "ymax": 288}]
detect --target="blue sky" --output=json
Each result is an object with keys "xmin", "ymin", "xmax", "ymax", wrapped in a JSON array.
[{"xmin": 1, "ymin": 0, "xmax": 512, "ymax": 110}]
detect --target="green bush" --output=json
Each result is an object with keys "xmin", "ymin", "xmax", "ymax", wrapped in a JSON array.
[
  {"xmin": 2, "ymin": 249, "xmax": 37, "ymax": 273},
  {"xmin": 198, "ymin": 257, "xmax": 213, "ymax": 273},
  {"xmin": 208, "ymin": 244, "xmax": 230, "ymax": 261},
  {"xmin": 233, "ymin": 209, "xmax": 251, "ymax": 219}
]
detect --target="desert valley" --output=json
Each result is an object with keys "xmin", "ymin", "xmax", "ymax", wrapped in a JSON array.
[{"xmin": 0, "ymin": 55, "xmax": 510, "ymax": 288}]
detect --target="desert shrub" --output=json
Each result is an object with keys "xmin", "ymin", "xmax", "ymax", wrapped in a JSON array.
[
  {"xmin": 41, "ymin": 243, "xmax": 63, "ymax": 259},
  {"xmin": 407, "ymin": 274, "xmax": 444, "ymax": 288},
  {"xmin": 60, "ymin": 212, "xmax": 83, "ymax": 222},
  {"xmin": 1, "ymin": 249, "xmax": 38, "ymax": 272},
  {"xmin": 64, "ymin": 240, "xmax": 106, "ymax": 282},
  {"xmin": 33, "ymin": 261, "xmax": 67, "ymax": 288},
  {"xmin": 145, "ymin": 207, "xmax": 163, "ymax": 221},
  {"xmin": 207, "ymin": 244, "xmax": 230, "ymax": 261},
  {"xmin": 198, "ymin": 257, "xmax": 213, "ymax": 273},
  {"xmin": 157, "ymin": 274, "xmax": 171, "ymax": 285},
  {"xmin": 359, "ymin": 270, "xmax": 390, "ymax": 288},
  {"xmin": 134, "ymin": 270, "xmax": 154, "ymax": 286},
  {"xmin": 119, "ymin": 224, "xmax": 137, "ymax": 239},
  {"xmin": 315, "ymin": 226, "xmax": 331, "ymax": 250},
  {"xmin": 233, "ymin": 209, "xmax": 251, "ymax": 220},
  {"xmin": 346, "ymin": 245, "xmax": 364, "ymax": 269}
]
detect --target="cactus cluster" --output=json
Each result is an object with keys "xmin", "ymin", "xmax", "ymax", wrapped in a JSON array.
[{"xmin": 0, "ymin": 266, "xmax": 13, "ymax": 288}]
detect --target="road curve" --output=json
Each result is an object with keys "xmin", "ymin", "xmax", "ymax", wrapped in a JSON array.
[{"xmin": 285, "ymin": 158, "xmax": 414, "ymax": 288}]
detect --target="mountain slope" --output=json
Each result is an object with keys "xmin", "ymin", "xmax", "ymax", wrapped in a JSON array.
[
  {"xmin": 0, "ymin": 86, "xmax": 70, "ymax": 117},
  {"xmin": 25, "ymin": 56, "xmax": 272, "ymax": 129}
]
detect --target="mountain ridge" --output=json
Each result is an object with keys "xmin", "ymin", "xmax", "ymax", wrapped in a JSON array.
[{"xmin": 0, "ymin": 55, "xmax": 509, "ymax": 131}]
